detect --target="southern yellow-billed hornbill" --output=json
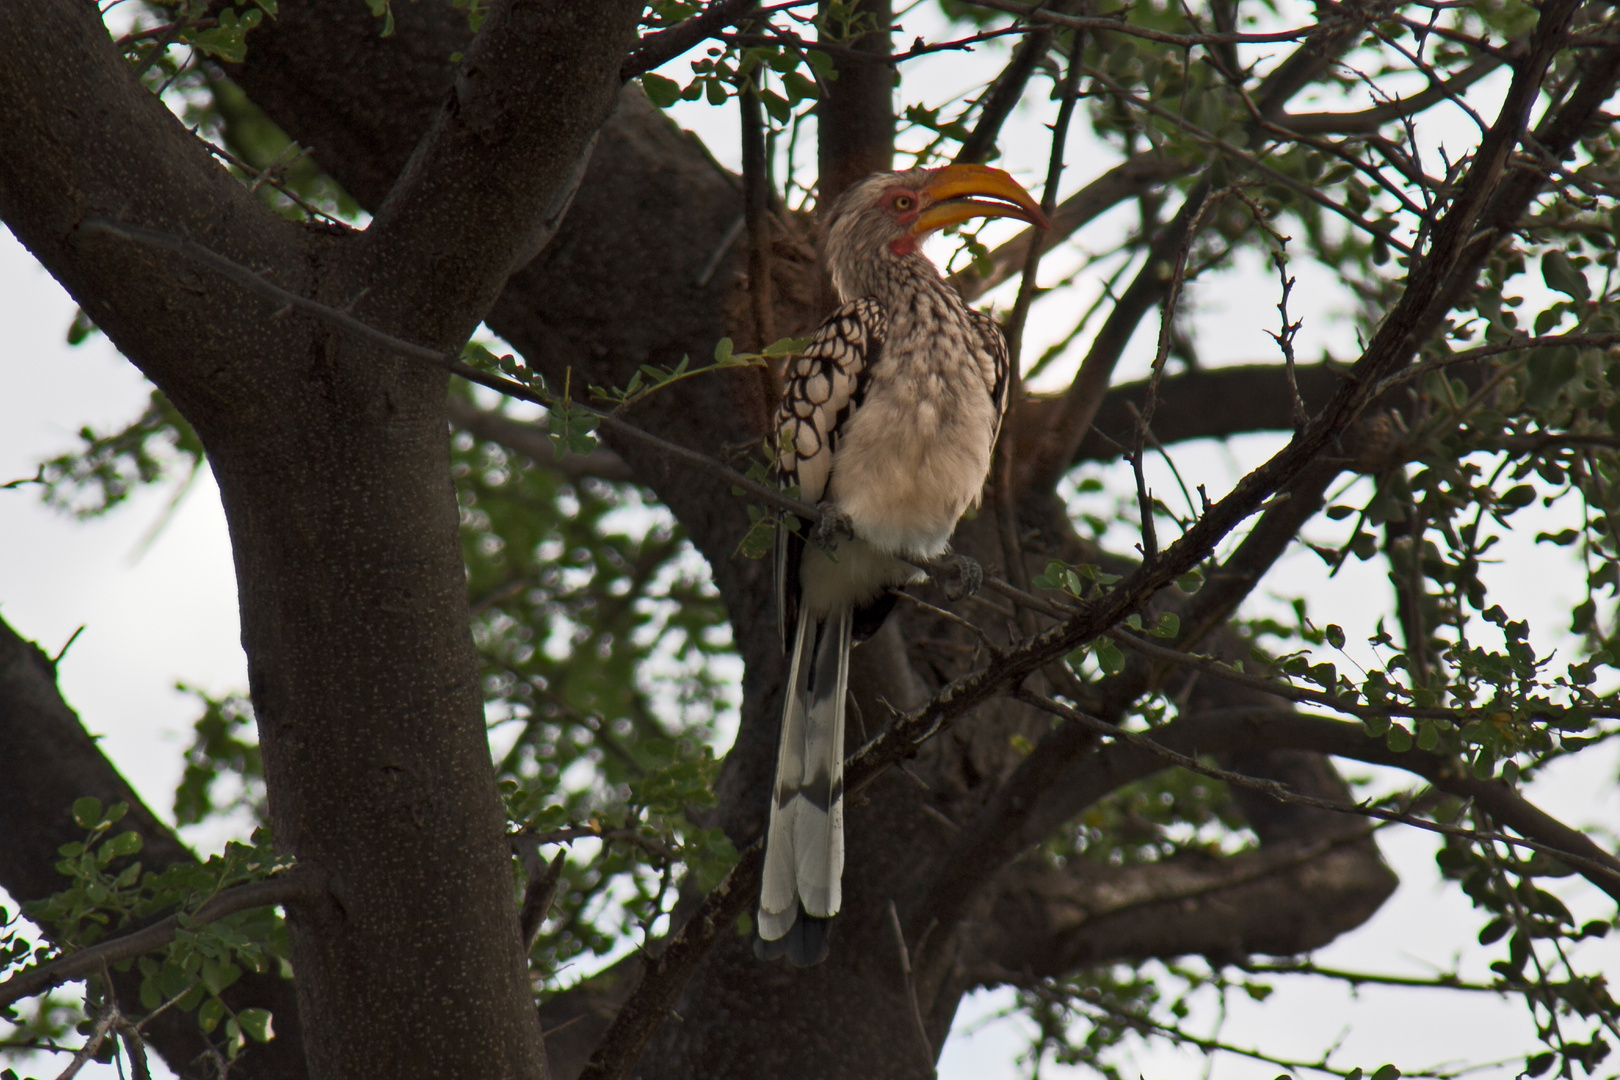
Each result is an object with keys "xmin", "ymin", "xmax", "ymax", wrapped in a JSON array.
[{"xmin": 758, "ymin": 165, "xmax": 1047, "ymax": 965}]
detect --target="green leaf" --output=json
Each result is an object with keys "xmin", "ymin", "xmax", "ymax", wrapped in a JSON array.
[
  {"xmin": 713, "ymin": 337, "xmax": 734, "ymax": 363},
  {"xmin": 201, "ymin": 958, "xmax": 241, "ymax": 996},
  {"xmin": 66, "ymin": 307, "xmax": 98, "ymax": 346},
  {"xmin": 1150, "ymin": 612, "xmax": 1180, "ymax": 639},
  {"xmin": 1498, "ymin": 484, "xmax": 1536, "ymax": 510},
  {"xmin": 72, "ymin": 797, "xmax": 103, "ymax": 830},
  {"xmin": 104, "ymin": 830, "xmax": 143, "ymax": 857},
  {"xmin": 1094, "ymin": 639, "xmax": 1125, "ymax": 675},
  {"xmin": 198, "ymin": 995, "xmax": 225, "ymax": 1033},
  {"xmin": 237, "ymin": 1007, "xmax": 274, "ymax": 1043},
  {"xmin": 1542, "ymin": 250, "xmax": 1590, "ymax": 302},
  {"xmin": 762, "ymin": 337, "xmax": 812, "ymax": 357},
  {"xmin": 1524, "ymin": 1053, "xmax": 1556, "ymax": 1078},
  {"xmin": 1526, "ymin": 346, "xmax": 1580, "ymax": 407},
  {"xmin": 781, "ymin": 70, "xmax": 819, "ymax": 103},
  {"xmin": 1385, "ymin": 725, "xmax": 1413, "ymax": 752},
  {"xmin": 734, "ymin": 514, "xmax": 777, "ymax": 561},
  {"xmin": 804, "ymin": 49, "xmax": 836, "ymax": 81},
  {"xmin": 641, "ymin": 72, "xmax": 682, "ymax": 108},
  {"xmin": 759, "ymin": 88, "xmax": 792, "ymax": 124},
  {"xmin": 1371, "ymin": 1065, "xmax": 1401, "ymax": 1080}
]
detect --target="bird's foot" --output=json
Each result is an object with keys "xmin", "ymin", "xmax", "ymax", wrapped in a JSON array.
[
  {"xmin": 812, "ymin": 502, "xmax": 854, "ymax": 550},
  {"xmin": 933, "ymin": 553, "xmax": 984, "ymax": 601}
]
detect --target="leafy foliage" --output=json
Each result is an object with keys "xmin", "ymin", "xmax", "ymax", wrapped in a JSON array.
[{"xmin": 2, "ymin": 799, "xmax": 290, "ymax": 1066}]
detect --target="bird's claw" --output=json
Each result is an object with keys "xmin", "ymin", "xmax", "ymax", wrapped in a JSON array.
[
  {"xmin": 812, "ymin": 502, "xmax": 854, "ymax": 549},
  {"xmin": 934, "ymin": 553, "xmax": 983, "ymax": 601}
]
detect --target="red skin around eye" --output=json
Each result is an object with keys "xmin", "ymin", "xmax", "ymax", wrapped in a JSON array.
[{"xmin": 882, "ymin": 189, "xmax": 923, "ymax": 256}]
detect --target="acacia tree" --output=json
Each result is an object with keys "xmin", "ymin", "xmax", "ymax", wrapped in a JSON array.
[{"xmin": 3, "ymin": 0, "xmax": 1620, "ymax": 1078}]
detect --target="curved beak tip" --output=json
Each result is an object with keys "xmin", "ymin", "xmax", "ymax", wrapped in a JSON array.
[{"xmin": 913, "ymin": 164, "xmax": 1047, "ymax": 236}]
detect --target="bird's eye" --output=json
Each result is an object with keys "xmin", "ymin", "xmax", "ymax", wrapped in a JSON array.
[{"xmin": 892, "ymin": 195, "xmax": 915, "ymax": 211}]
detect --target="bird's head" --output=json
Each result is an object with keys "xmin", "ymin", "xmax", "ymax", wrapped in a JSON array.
[{"xmin": 823, "ymin": 164, "xmax": 1047, "ymax": 298}]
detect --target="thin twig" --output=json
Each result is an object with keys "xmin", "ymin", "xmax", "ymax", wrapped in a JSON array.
[
  {"xmin": 997, "ymin": 24, "xmax": 1082, "ymax": 616},
  {"xmin": 739, "ymin": 48, "xmax": 775, "ymax": 349},
  {"xmin": 887, "ymin": 900, "xmax": 936, "ymax": 1074},
  {"xmin": 1132, "ymin": 186, "xmax": 1227, "ymax": 565},
  {"xmin": 1265, "ymin": 246, "xmax": 1308, "ymax": 431},
  {"xmin": 52, "ymin": 994, "xmax": 118, "ymax": 1080},
  {"xmin": 893, "ymin": 589, "xmax": 999, "ymax": 652}
]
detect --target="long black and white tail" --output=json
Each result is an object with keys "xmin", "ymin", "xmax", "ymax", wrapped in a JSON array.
[{"xmin": 757, "ymin": 602, "xmax": 851, "ymax": 966}]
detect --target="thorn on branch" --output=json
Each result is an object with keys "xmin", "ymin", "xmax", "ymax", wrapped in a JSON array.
[{"xmin": 520, "ymin": 848, "xmax": 568, "ymax": 951}]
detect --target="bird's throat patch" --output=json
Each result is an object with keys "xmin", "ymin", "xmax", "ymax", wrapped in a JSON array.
[{"xmin": 888, "ymin": 236, "xmax": 918, "ymax": 257}]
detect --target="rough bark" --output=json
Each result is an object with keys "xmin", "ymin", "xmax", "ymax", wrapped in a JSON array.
[
  {"xmin": 815, "ymin": 0, "xmax": 895, "ymax": 213},
  {"xmin": 0, "ymin": 1, "xmax": 640, "ymax": 1078}
]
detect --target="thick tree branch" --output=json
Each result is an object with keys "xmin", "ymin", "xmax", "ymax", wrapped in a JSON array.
[
  {"xmin": 0, "ymin": 0, "xmax": 314, "ymax": 414},
  {"xmin": 973, "ymin": 828, "xmax": 1393, "ymax": 978},
  {"xmin": 353, "ymin": 0, "xmax": 641, "ymax": 352},
  {"xmin": 955, "ymin": 5, "xmax": 1066, "ymax": 166},
  {"xmin": 621, "ymin": 0, "xmax": 762, "ymax": 80},
  {"xmin": 1000, "ymin": 708, "xmax": 1620, "ymax": 898},
  {"xmin": 1277, "ymin": 53, "xmax": 1509, "ymax": 135}
]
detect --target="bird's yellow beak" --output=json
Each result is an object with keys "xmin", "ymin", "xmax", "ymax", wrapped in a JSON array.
[{"xmin": 910, "ymin": 164, "xmax": 1048, "ymax": 237}]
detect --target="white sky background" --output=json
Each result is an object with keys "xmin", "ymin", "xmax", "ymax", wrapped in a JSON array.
[{"xmin": 2, "ymin": 2, "xmax": 1620, "ymax": 1077}]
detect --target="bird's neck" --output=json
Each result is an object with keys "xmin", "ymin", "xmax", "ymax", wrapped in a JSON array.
[{"xmin": 831, "ymin": 248, "xmax": 959, "ymax": 316}]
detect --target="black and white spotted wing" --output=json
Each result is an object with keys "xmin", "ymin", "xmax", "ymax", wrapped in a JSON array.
[
  {"xmin": 772, "ymin": 297, "xmax": 887, "ymax": 645},
  {"xmin": 966, "ymin": 307, "xmax": 1012, "ymax": 448}
]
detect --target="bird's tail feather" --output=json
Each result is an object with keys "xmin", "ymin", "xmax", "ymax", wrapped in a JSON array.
[{"xmin": 759, "ymin": 603, "xmax": 851, "ymax": 945}]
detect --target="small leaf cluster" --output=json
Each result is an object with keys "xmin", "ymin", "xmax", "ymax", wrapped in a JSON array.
[
  {"xmin": 1436, "ymin": 828, "xmax": 1617, "ymax": 1077},
  {"xmin": 173, "ymin": 686, "xmax": 264, "ymax": 829},
  {"xmin": 119, "ymin": 1, "xmax": 276, "ymax": 69},
  {"xmin": 8, "ymin": 800, "xmax": 289, "ymax": 1058},
  {"xmin": 27, "ymin": 390, "xmax": 201, "ymax": 519},
  {"xmin": 643, "ymin": 41, "xmax": 830, "ymax": 117},
  {"xmin": 589, "ymin": 336, "xmax": 805, "ymax": 411}
]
